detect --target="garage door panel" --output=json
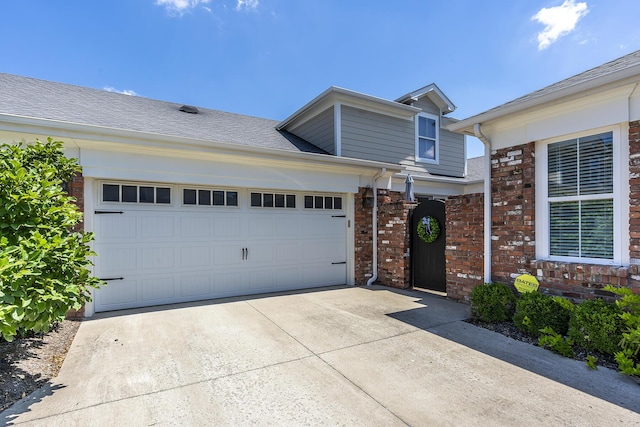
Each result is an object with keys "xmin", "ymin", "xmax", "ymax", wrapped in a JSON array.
[
  {"xmin": 96, "ymin": 246, "xmax": 138, "ymax": 275},
  {"xmin": 141, "ymin": 216, "xmax": 175, "ymax": 239},
  {"xmin": 141, "ymin": 247, "xmax": 175, "ymax": 270},
  {"xmin": 180, "ymin": 216, "xmax": 210, "ymax": 238},
  {"xmin": 141, "ymin": 277, "xmax": 175, "ymax": 302},
  {"xmin": 180, "ymin": 246, "xmax": 211, "ymax": 268},
  {"xmin": 213, "ymin": 272, "xmax": 242, "ymax": 295},
  {"xmin": 275, "ymin": 217, "xmax": 299, "ymax": 236},
  {"xmin": 213, "ymin": 245, "xmax": 244, "ymax": 266},
  {"xmin": 96, "ymin": 279, "xmax": 138, "ymax": 307},
  {"xmin": 274, "ymin": 242, "xmax": 299, "ymax": 262},
  {"xmin": 275, "ymin": 267, "xmax": 300, "ymax": 288},
  {"xmin": 244, "ymin": 270, "xmax": 275, "ymax": 291},
  {"xmin": 248, "ymin": 217, "xmax": 274, "ymax": 238},
  {"xmin": 300, "ymin": 240, "xmax": 345, "ymax": 262},
  {"xmin": 97, "ymin": 215, "xmax": 137, "ymax": 241},
  {"xmin": 213, "ymin": 216, "xmax": 242, "ymax": 238},
  {"xmin": 180, "ymin": 275, "xmax": 211, "ymax": 297},
  {"xmin": 245, "ymin": 243, "xmax": 274, "ymax": 264}
]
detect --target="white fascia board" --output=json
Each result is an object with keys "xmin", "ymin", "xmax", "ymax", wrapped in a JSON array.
[
  {"xmin": 393, "ymin": 172, "xmax": 470, "ymax": 185},
  {"xmin": 449, "ymin": 65, "xmax": 640, "ymax": 134},
  {"xmin": 0, "ymin": 113, "xmax": 402, "ymax": 176},
  {"xmin": 277, "ymin": 86, "xmax": 419, "ymax": 131}
]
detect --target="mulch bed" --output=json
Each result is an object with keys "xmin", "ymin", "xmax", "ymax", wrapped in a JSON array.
[
  {"xmin": 466, "ymin": 318, "xmax": 619, "ymax": 371},
  {"xmin": 0, "ymin": 319, "xmax": 81, "ymax": 413}
]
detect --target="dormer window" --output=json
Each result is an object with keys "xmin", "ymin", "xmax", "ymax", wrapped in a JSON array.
[{"xmin": 416, "ymin": 112, "xmax": 439, "ymax": 163}]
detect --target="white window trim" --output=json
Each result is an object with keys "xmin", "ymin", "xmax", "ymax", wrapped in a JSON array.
[
  {"xmin": 415, "ymin": 112, "xmax": 439, "ymax": 164},
  {"xmin": 535, "ymin": 125, "xmax": 629, "ymax": 265}
]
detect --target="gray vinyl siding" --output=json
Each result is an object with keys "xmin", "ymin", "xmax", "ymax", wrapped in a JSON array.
[
  {"xmin": 340, "ymin": 106, "xmax": 414, "ymax": 164},
  {"xmin": 340, "ymin": 104, "xmax": 465, "ymax": 177},
  {"xmin": 411, "ymin": 98, "xmax": 439, "ymax": 116},
  {"xmin": 289, "ymin": 106, "xmax": 335, "ymax": 154},
  {"xmin": 427, "ymin": 128, "xmax": 465, "ymax": 177}
]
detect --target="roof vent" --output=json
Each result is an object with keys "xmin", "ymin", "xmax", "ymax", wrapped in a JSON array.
[{"xmin": 179, "ymin": 105, "xmax": 200, "ymax": 114}]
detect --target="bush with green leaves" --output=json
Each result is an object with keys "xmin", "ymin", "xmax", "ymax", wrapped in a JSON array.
[
  {"xmin": 538, "ymin": 326, "xmax": 574, "ymax": 357},
  {"xmin": 470, "ymin": 282, "xmax": 517, "ymax": 323},
  {"xmin": 0, "ymin": 138, "xmax": 102, "ymax": 341},
  {"xmin": 605, "ymin": 285, "xmax": 640, "ymax": 377},
  {"xmin": 513, "ymin": 292, "xmax": 573, "ymax": 337},
  {"xmin": 567, "ymin": 298, "xmax": 624, "ymax": 355}
]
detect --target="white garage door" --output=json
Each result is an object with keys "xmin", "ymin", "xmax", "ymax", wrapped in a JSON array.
[{"xmin": 92, "ymin": 182, "xmax": 347, "ymax": 312}]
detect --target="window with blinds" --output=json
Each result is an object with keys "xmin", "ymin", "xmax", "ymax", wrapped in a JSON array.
[{"xmin": 547, "ymin": 132, "xmax": 613, "ymax": 259}]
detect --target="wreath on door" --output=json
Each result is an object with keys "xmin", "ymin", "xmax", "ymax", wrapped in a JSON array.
[{"xmin": 417, "ymin": 216, "xmax": 440, "ymax": 243}]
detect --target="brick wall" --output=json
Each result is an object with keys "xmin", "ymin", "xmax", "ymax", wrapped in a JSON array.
[
  {"xmin": 354, "ymin": 187, "xmax": 374, "ymax": 285},
  {"xmin": 491, "ymin": 143, "xmax": 536, "ymax": 283},
  {"xmin": 445, "ymin": 193, "xmax": 484, "ymax": 302},
  {"xmin": 377, "ymin": 189, "xmax": 417, "ymax": 289},
  {"xmin": 630, "ymin": 120, "xmax": 640, "ymax": 263},
  {"xmin": 66, "ymin": 172, "xmax": 85, "ymax": 319},
  {"xmin": 353, "ymin": 187, "xmax": 416, "ymax": 288}
]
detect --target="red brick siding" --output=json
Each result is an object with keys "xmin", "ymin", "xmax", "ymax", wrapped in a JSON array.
[
  {"xmin": 353, "ymin": 187, "xmax": 416, "ymax": 288},
  {"xmin": 445, "ymin": 193, "xmax": 484, "ymax": 302},
  {"xmin": 490, "ymin": 143, "xmax": 536, "ymax": 284},
  {"xmin": 354, "ymin": 187, "xmax": 374, "ymax": 285},
  {"xmin": 66, "ymin": 172, "xmax": 85, "ymax": 319},
  {"xmin": 630, "ymin": 120, "xmax": 640, "ymax": 262},
  {"xmin": 531, "ymin": 261, "xmax": 639, "ymax": 300},
  {"xmin": 377, "ymin": 189, "xmax": 417, "ymax": 289}
]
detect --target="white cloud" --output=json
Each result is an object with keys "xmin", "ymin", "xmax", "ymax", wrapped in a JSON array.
[
  {"xmin": 155, "ymin": 0, "xmax": 211, "ymax": 16},
  {"xmin": 532, "ymin": 0, "xmax": 589, "ymax": 50},
  {"xmin": 236, "ymin": 0, "xmax": 258, "ymax": 11},
  {"xmin": 104, "ymin": 87, "xmax": 139, "ymax": 96}
]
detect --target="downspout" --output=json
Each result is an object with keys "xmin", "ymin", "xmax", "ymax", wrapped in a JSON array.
[
  {"xmin": 366, "ymin": 167, "xmax": 387, "ymax": 286},
  {"xmin": 474, "ymin": 123, "xmax": 492, "ymax": 284}
]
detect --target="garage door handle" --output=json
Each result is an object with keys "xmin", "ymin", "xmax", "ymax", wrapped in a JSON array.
[
  {"xmin": 100, "ymin": 277, "xmax": 124, "ymax": 281},
  {"xmin": 332, "ymin": 215, "xmax": 346, "ymax": 218},
  {"xmin": 331, "ymin": 262, "xmax": 346, "ymax": 265},
  {"xmin": 242, "ymin": 247, "xmax": 248, "ymax": 260}
]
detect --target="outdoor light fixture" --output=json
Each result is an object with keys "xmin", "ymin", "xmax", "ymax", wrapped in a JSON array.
[{"xmin": 362, "ymin": 186, "xmax": 374, "ymax": 208}]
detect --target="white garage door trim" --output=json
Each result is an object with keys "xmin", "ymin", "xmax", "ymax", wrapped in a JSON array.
[{"xmin": 91, "ymin": 180, "xmax": 348, "ymax": 312}]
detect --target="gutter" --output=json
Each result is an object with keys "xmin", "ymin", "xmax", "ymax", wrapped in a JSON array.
[
  {"xmin": 474, "ymin": 124, "xmax": 492, "ymax": 283},
  {"xmin": 366, "ymin": 167, "xmax": 387, "ymax": 286}
]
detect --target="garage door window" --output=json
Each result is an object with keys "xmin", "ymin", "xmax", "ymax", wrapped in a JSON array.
[
  {"xmin": 250, "ymin": 192, "xmax": 296, "ymax": 208},
  {"xmin": 183, "ymin": 188, "xmax": 238, "ymax": 207},
  {"xmin": 304, "ymin": 195, "xmax": 342, "ymax": 210},
  {"xmin": 102, "ymin": 183, "xmax": 171, "ymax": 204}
]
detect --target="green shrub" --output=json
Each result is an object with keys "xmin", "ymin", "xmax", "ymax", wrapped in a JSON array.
[
  {"xmin": 0, "ymin": 139, "xmax": 102, "ymax": 342},
  {"xmin": 513, "ymin": 292, "xmax": 573, "ymax": 337},
  {"xmin": 605, "ymin": 285, "xmax": 640, "ymax": 377},
  {"xmin": 470, "ymin": 283, "xmax": 517, "ymax": 323},
  {"xmin": 538, "ymin": 327, "xmax": 574, "ymax": 357},
  {"xmin": 567, "ymin": 298, "xmax": 624, "ymax": 355}
]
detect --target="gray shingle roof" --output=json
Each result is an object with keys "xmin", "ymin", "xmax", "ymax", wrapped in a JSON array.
[
  {"xmin": 465, "ymin": 156, "xmax": 484, "ymax": 182},
  {"xmin": 0, "ymin": 73, "xmax": 326, "ymax": 154}
]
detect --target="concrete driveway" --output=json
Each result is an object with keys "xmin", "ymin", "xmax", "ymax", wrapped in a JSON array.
[{"xmin": 2, "ymin": 285, "xmax": 639, "ymax": 426}]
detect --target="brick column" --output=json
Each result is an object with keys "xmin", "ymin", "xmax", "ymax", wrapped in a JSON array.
[
  {"xmin": 353, "ymin": 187, "xmax": 417, "ymax": 288},
  {"xmin": 66, "ymin": 172, "xmax": 85, "ymax": 319},
  {"xmin": 445, "ymin": 193, "xmax": 484, "ymax": 302},
  {"xmin": 377, "ymin": 189, "xmax": 417, "ymax": 289},
  {"xmin": 629, "ymin": 120, "xmax": 640, "ymax": 294},
  {"xmin": 491, "ymin": 143, "xmax": 536, "ymax": 284}
]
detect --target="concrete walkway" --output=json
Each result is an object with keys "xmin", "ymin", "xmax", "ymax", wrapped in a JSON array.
[{"xmin": 2, "ymin": 285, "xmax": 639, "ymax": 426}]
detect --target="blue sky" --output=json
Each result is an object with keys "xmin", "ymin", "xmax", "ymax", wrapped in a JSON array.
[{"xmin": 2, "ymin": 1, "xmax": 639, "ymax": 158}]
